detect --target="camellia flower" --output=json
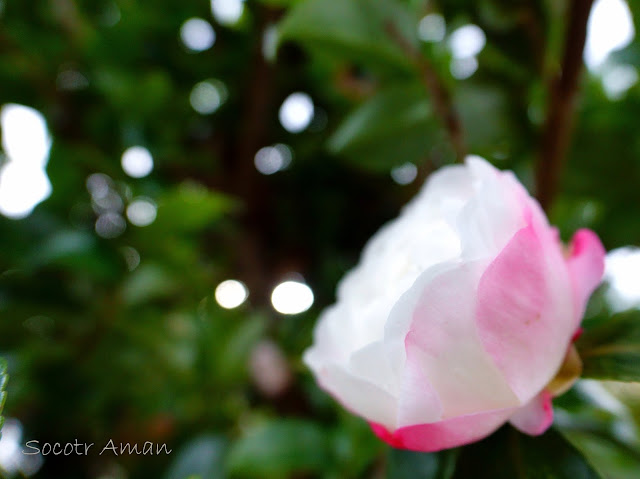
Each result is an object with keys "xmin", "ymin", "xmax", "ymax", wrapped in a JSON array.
[{"xmin": 304, "ymin": 157, "xmax": 605, "ymax": 451}]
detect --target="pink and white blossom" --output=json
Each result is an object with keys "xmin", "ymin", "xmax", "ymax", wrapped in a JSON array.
[{"xmin": 304, "ymin": 157, "xmax": 605, "ymax": 451}]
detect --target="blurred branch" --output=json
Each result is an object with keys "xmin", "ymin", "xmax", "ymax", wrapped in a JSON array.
[
  {"xmin": 535, "ymin": 0, "xmax": 594, "ymax": 211},
  {"xmin": 386, "ymin": 23, "xmax": 466, "ymax": 163},
  {"xmin": 229, "ymin": 8, "xmax": 281, "ymax": 307},
  {"xmin": 519, "ymin": 5, "xmax": 546, "ymax": 75},
  {"xmin": 51, "ymin": 0, "xmax": 87, "ymax": 42}
]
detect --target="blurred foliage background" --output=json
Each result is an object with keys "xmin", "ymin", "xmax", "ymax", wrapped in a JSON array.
[{"xmin": 0, "ymin": 0, "xmax": 640, "ymax": 478}]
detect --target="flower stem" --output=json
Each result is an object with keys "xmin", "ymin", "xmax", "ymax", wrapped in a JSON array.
[{"xmin": 535, "ymin": 0, "xmax": 595, "ymax": 212}]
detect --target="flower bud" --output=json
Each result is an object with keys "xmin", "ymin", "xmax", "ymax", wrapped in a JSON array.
[{"xmin": 304, "ymin": 157, "xmax": 605, "ymax": 451}]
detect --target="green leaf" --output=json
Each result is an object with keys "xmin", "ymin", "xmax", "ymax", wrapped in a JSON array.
[
  {"xmin": 20, "ymin": 230, "xmax": 120, "ymax": 279},
  {"xmin": 452, "ymin": 426, "xmax": 601, "ymax": 478},
  {"xmin": 0, "ymin": 358, "xmax": 7, "ymax": 434},
  {"xmin": 456, "ymin": 84, "xmax": 511, "ymax": 155},
  {"xmin": 562, "ymin": 428, "xmax": 640, "ymax": 479},
  {"xmin": 331, "ymin": 414, "xmax": 384, "ymax": 477},
  {"xmin": 94, "ymin": 68, "xmax": 173, "ymax": 117},
  {"xmin": 226, "ymin": 419, "xmax": 329, "ymax": 478},
  {"xmin": 150, "ymin": 183, "xmax": 235, "ymax": 234},
  {"xmin": 328, "ymin": 82, "xmax": 439, "ymax": 171},
  {"xmin": 121, "ymin": 263, "xmax": 179, "ymax": 305},
  {"xmin": 257, "ymin": 0, "xmax": 302, "ymax": 6},
  {"xmin": 216, "ymin": 316, "xmax": 266, "ymax": 384},
  {"xmin": 164, "ymin": 435, "xmax": 227, "ymax": 479},
  {"xmin": 387, "ymin": 447, "xmax": 458, "ymax": 479},
  {"xmin": 576, "ymin": 310, "xmax": 640, "ymax": 382},
  {"xmin": 278, "ymin": 0, "xmax": 417, "ymax": 72}
]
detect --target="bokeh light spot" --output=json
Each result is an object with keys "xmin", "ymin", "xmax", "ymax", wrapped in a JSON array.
[
  {"xmin": 56, "ymin": 69, "xmax": 89, "ymax": 91},
  {"xmin": 180, "ymin": 18, "xmax": 216, "ymax": 52},
  {"xmin": 391, "ymin": 162, "xmax": 418, "ymax": 185},
  {"xmin": 215, "ymin": 279, "xmax": 249, "ymax": 309},
  {"xmin": 418, "ymin": 14, "xmax": 445, "ymax": 43},
  {"xmin": 249, "ymin": 340, "xmax": 291, "ymax": 396},
  {"xmin": 279, "ymin": 93, "xmax": 314, "ymax": 133},
  {"xmin": 121, "ymin": 146, "xmax": 153, "ymax": 178},
  {"xmin": 450, "ymin": 57, "xmax": 478, "ymax": 79},
  {"xmin": 0, "ymin": 104, "xmax": 52, "ymax": 219},
  {"xmin": 0, "ymin": 418, "xmax": 42, "ymax": 476},
  {"xmin": 121, "ymin": 246, "xmax": 141, "ymax": 271},
  {"xmin": 1, "ymin": 104, "xmax": 50, "ymax": 167},
  {"xmin": 86, "ymin": 173, "xmax": 112, "ymax": 200},
  {"xmin": 190, "ymin": 80, "xmax": 227, "ymax": 114},
  {"xmin": 605, "ymin": 247, "xmax": 640, "ymax": 311},
  {"xmin": 100, "ymin": 1, "xmax": 121, "ymax": 27},
  {"xmin": 448, "ymin": 24, "xmax": 485, "ymax": 59},
  {"xmin": 585, "ymin": 0, "xmax": 634, "ymax": 71},
  {"xmin": 254, "ymin": 144, "xmax": 292, "ymax": 175},
  {"xmin": 126, "ymin": 198, "xmax": 157, "ymax": 226},
  {"xmin": 95, "ymin": 212, "xmax": 126, "ymax": 238},
  {"xmin": 91, "ymin": 189, "xmax": 123, "ymax": 215},
  {"xmin": 211, "ymin": 0, "xmax": 244, "ymax": 26},
  {"xmin": 271, "ymin": 280, "xmax": 314, "ymax": 315},
  {"xmin": 602, "ymin": 64, "xmax": 638, "ymax": 100},
  {"xmin": 262, "ymin": 24, "xmax": 278, "ymax": 61}
]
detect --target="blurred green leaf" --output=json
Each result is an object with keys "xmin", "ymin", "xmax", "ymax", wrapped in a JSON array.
[
  {"xmin": 164, "ymin": 435, "xmax": 227, "ymax": 479},
  {"xmin": 150, "ymin": 183, "xmax": 234, "ymax": 234},
  {"xmin": 328, "ymin": 82, "xmax": 438, "ymax": 171},
  {"xmin": 554, "ymin": 383, "xmax": 640, "ymax": 479},
  {"xmin": 278, "ymin": 0, "xmax": 417, "ymax": 72},
  {"xmin": 456, "ymin": 84, "xmax": 511, "ymax": 155},
  {"xmin": 226, "ymin": 419, "xmax": 329, "ymax": 478},
  {"xmin": 25, "ymin": 230, "xmax": 94, "ymax": 264},
  {"xmin": 258, "ymin": 0, "xmax": 302, "ymax": 6},
  {"xmin": 0, "ymin": 358, "xmax": 7, "ymax": 432},
  {"xmin": 563, "ymin": 428, "xmax": 640, "ymax": 479},
  {"xmin": 121, "ymin": 263, "xmax": 180, "ymax": 305},
  {"xmin": 94, "ymin": 68, "xmax": 173, "ymax": 117},
  {"xmin": 330, "ymin": 413, "xmax": 384, "ymax": 476},
  {"xmin": 387, "ymin": 447, "xmax": 458, "ymax": 479},
  {"xmin": 577, "ymin": 310, "xmax": 640, "ymax": 382},
  {"xmin": 22, "ymin": 230, "xmax": 120, "ymax": 279},
  {"xmin": 452, "ymin": 426, "xmax": 601, "ymax": 478},
  {"xmin": 3, "ymin": 0, "xmax": 640, "ymax": 478},
  {"xmin": 216, "ymin": 315, "xmax": 266, "ymax": 384}
]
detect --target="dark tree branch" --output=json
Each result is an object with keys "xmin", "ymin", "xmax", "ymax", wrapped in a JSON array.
[
  {"xmin": 535, "ymin": 0, "xmax": 595, "ymax": 211},
  {"xmin": 520, "ymin": 5, "xmax": 547, "ymax": 75},
  {"xmin": 420, "ymin": 59, "xmax": 467, "ymax": 163},
  {"xmin": 227, "ymin": 6, "xmax": 281, "ymax": 307},
  {"xmin": 386, "ymin": 23, "xmax": 466, "ymax": 163}
]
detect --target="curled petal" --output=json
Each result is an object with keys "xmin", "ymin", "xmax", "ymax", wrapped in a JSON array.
[
  {"xmin": 509, "ymin": 390, "xmax": 554, "ymax": 436},
  {"xmin": 566, "ymin": 229, "xmax": 606, "ymax": 325}
]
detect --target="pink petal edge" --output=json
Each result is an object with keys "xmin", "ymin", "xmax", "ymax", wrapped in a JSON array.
[
  {"xmin": 509, "ymin": 390, "xmax": 554, "ymax": 436},
  {"xmin": 566, "ymin": 229, "xmax": 606, "ymax": 325},
  {"xmin": 369, "ymin": 408, "xmax": 513, "ymax": 452}
]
